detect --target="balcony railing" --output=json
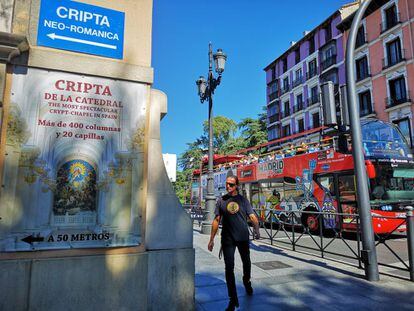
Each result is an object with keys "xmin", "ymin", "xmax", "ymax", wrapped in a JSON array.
[
  {"xmin": 307, "ymin": 95, "xmax": 319, "ymax": 106},
  {"xmin": 280, "ymin": 85, "xmax": 290, "ymax": 95},
  {"xmin": 355, "ymin": 33, "xmax": 367, "ymax": 48},
  {"xmin": 268, "ymin": 91, "xmax": 278, "ymax": 102},
  {"xmin": 282, "ymin": 109, "xmax": 290, "ymax": 118},
  {"xmin": 320, "ymin": 55, "xmax": 337, "ymax": 71},
  {"xmin": 306, "ymin": 68, "xmax": 318, "ymax": 80},
  {"xmin": 385, "ymin": 91, "xmax": 411, "ymax": 108},
  {"xmin": 291, "ymin": 77, "xmax": 303, "ymax": 89},
  {"xmin": 356, "ymin": 70, "xmax": 371, "ymax": 82},
  {"xmin": 382, "ymin": 49, "xmax": 405, "ymax": 69},
  {"xmin": 380, "ymin": 13, "xmax": 401, "ymax": 33},
  {"xmin": 268, "ymin": 114, "xmax": 280, "ymax": 124},
  {"xmin": 360, "ymin": 106, "xmax": 374, "ymax": 117},
  {"xmin": 293, "ymin": 102, "xmax": 304, "ymax": 113}
]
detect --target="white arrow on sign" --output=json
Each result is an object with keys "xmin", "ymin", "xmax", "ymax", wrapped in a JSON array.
[{"xmin": 47, "ymin": 33, "xmax": 117, "ymax": 50}]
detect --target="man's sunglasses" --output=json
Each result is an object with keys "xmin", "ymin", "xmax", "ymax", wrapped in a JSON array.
[{"xmin": 226, "ymin": 182, "xmax": 236, "ymax": 187}]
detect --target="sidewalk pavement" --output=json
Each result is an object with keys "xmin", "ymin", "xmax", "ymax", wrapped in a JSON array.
[{"xmin": 194, "ymin": 228, "xmax": 414, "ymax": 311}]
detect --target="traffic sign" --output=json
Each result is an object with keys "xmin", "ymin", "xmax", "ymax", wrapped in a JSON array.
[{"xmin": 37, "ymin": 0, "xmax": 125, "ymax": 59}]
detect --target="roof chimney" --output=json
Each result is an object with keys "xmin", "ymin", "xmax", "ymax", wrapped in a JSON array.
[
  {"xmin": 290, "ymin": 41, "xmax": 296, "ymax": 47},
  {"xmin": 303, "ymin": 30, "xmax": 310, "ymax": 36}
]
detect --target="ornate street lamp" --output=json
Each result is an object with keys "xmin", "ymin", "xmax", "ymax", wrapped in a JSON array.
[{"xmin": 196, "ymin": 42, "xmax": 227, "ymax": 234}]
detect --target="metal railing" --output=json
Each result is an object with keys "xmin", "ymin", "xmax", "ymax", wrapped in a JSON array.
[
  {"xmin": 385, "ymin": 91, "xmax": 411, "ymax": 108},
  {"xmin": 320, "ymin": 55, "xmax": 337, "ymax": 71},
  {"xmin": 382, "ymin": 49, "xmax": 406, "ymax": 69},
  {"xmin": 249, "ymin": 208, "xmax": 414, "ymax": 281}
]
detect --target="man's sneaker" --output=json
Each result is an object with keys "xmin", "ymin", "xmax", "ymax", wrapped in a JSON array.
[
  {"xmin": 243, "ymin": 280, "xmax": 253, "ymax": 296},
  {"xmin": 225, "ymin": 298, "xmax": 239, "ymax": 311}
]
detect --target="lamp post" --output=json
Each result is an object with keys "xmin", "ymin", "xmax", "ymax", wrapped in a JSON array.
[
  {"xmin": 345, "ymin": 0, "xmax": 379, "ymax": 281},
  {"xmin": 196, "ymin": 42, "xmax": 227, "ymax": 235}
]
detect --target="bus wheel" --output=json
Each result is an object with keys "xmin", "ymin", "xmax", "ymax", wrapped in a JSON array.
[{"xmin": 302, "ymin": 212, "xmax": 320, "ymax": 234}]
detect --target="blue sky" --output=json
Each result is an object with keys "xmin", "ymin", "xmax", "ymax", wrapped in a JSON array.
[{"xmin": 152, "ymin": 0, "xmax": 352, "ymax": 158}]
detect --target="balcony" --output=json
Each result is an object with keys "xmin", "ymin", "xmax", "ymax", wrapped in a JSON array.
[
  {"xmin": 360, "ymin": 106, "xmax": 374, "ymax": 117},
  {"xmin": 385, "ymin": 91, "xmax": 411, "ymax": 108},
  {"xmin": 320, "ymin": 55, "xmax": 337, "ymax": 71},
  {"xmin": 380, "ymin": 13, "xmax": 401, "ymax": 33},
  {"xmin": 268, "ymin": 91, "xmax": 278, "ymax": 102},
  {"xmin": 280, "ymin": 85, "xmax": 290, "ymax": 96},
  {"xmin": 293, "ymin": 102, "xmax": 304, "ymax": 113},
  {"xmin": 356, "ymin": 70, "xmax": 371, "ymax": 82},
  {"xmin": 382, "ymin": 49, "xmax": 405, "ymax": 70},
  {"xmin": 355, "ymin": 33, "xmax": 367, "ymax": 49},
  {"xmin": 282, "ymin": 109, "xmax": 291, "ymax": 118},
  {"xmin": 307, "ymin": 95, "xmax": 319, "ymax": 106},
  {"xmin": 291, "ymin": 77, "xmax": 303, "ymax": 89},
  {"xmin": 306, "ymin": 69, "xmax": 318, "ymax": 80},
  {"xmin": 268, "ymin": 114, "xmax": 280, "ymax": 124}
]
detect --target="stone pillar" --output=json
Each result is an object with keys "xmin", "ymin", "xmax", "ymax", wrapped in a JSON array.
[{"xmin": 0, "ymin": 1, "xmax": 194, "ymax": 310}]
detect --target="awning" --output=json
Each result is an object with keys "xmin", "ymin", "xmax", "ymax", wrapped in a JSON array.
[{"xmin": 393, "ymin": 169, "xmax": 414, "ymax": 178}]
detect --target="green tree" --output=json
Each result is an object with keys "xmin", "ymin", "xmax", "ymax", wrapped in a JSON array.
[
  {"xmin": 202, "ymin": 115, "xmax": 237, "ymax": 149},
  {"xmin": 238, "ymin": 108, "xmax": 268, "ymax": 152}
]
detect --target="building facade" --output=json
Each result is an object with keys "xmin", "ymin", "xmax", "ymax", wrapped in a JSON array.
[
  {"xmin": 338, "ymin": 0, "xmax": 414, "ymax": 148},
  {"xmin": 264, "ymin": 2, "xmax": 359, "ymax": 148}
]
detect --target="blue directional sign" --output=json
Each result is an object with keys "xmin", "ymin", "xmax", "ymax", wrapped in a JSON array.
[{"xmin": 37, "ymin": 0, "xmax": 125, "ymax": 59}]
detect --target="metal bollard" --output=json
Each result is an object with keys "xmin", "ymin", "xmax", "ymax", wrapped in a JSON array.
[{"xmin": 406, "ymin": 206, "xmax": 414, "ymax": 281}]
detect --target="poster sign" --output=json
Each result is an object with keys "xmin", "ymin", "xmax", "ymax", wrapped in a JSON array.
[
  {"xmin": 37, "ymin": 0, "xmax": 125, "ymax": 59},
  {"xmin": 0, "ymin": 66, "xmax": 147, "ymax": 251}
]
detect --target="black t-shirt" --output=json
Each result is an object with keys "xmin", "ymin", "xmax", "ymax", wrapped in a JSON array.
[{"xmin": 214, "ymin": 193, "xmax": 254, "ymax": 242}]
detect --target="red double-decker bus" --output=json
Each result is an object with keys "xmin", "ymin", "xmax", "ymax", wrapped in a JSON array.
[{"xmin": 192, "ymin": 119, "xmax": 414, "ymax": 234}]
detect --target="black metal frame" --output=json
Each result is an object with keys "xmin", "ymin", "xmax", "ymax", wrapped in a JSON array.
[{"xmin": 248, "ymin": 208, "xmax": 414, "ymax": 281}]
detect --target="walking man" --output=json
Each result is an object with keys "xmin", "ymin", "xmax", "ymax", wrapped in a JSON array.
[{"xmin": 208, "ymin": 175, "xmax": 260, "ymax": 311}]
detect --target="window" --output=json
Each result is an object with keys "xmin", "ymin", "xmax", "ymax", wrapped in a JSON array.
[
  {"xmin": 388, "ymin": 76, "xmax": 407, "ymax": 106},
  {"xmin": 356, "ymin": 25, "xmax": 366, "ymax": 48},
  {"xmin": 271, "ymin": 66, "xmax": 276, "ymax": 81},
  {"xmin": 308, "ymin": 59, "xmax": 317, "ymax": 79},
  {"xmin": 393, "ymin": 118, "xmax": 413, "ymax": 148},
  {"xmin": 309, "ymin": 36, "xmax": 315, "ymax": 54},
  {"xmin": 293, "ymin": 68, "xmax": 303, "ymax": 87},
  {"xmin": 282, "ymin": 77, "xmax": 289, "ymax": 94},
  {"xmin": 338, "ymin": 175, "xmax": 356, "ymax": 202},
  {"xmin": 325, "ymin": 24, "xmax": 332, "ymax": 41},
  {"xmin": 296, "ymin": 68, "xmax": 302, "ymax": 80},
  {"xmin": 358, "ymin": 90, "xmax": 372, "ymax": 116},
  {"xmin": 283, "ymin": 101, "xmax": 290, "ymax": 117},
  {"xmin": 296, "ymin": 94, "xmax": 303, "ymax": 111},
  {"xmin": 356, "ymin": 56, "xmax": 369, "ymax": 81},
  {"xmin": 312, "ymin": 112, "xmax": 320, "ymax": 128},
  {"xmin": 268, "ymin": 125, "xmax": 280, "ymax": 141},
  {"xmin": 310, "ymin": 86, "xmax": 319, "ymax": 104},
  {"xmin": 384, "ymin": 4, "xmax": 399, "ymax": 31},
  {"xmin": 385, "ymin": 38, "xmax": 403, "ymax": 68},
  {"xmin": 298, "ymin": 119, "xmax": 304, "ymax": 132},
  {"xmin": 321, "ymin": 45, "xmax": 336, "ymax": 71},
  {"xmin": 282, "ymin": 124, "xmax": 291, "ymax": 137},
  {"xmin": 282, "ymin": 58, "xmax": 288, "ymax": 73},
  {"xmin": 295, "ymin": 48, "xmax": 300, "ymax": 64}
]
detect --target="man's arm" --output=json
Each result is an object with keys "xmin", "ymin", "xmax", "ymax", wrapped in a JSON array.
[
  {"xmin": 208, "ymin": 215, "xmax": 221, "ymax": 252},
  {"xmin": 249, "ymin": 213, "xmax": 260, "ymax": 239}
]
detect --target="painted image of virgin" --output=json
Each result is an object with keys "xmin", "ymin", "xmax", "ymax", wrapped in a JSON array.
[{"xmin": 53, "ymin": 160, "xmax": 97, "ymax": 215}]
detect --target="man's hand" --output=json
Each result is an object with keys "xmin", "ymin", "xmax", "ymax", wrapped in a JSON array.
[{"xmin": 208, "ymin": 240, "xmax": 214, "ymax": 252}]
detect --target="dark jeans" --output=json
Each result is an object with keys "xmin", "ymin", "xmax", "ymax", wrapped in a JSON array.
[{"xmin": 222, "ymin": 238, "xmax": 251, "ymax": 301}]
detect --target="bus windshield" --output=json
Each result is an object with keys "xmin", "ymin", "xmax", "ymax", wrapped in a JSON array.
[
  {"xmin": 370, "ymin": 165, "xmax": 414, "ymax": 203},
  {"xmin": 361, "ymin": 119, "xmax": 412, "ymax": 159}
]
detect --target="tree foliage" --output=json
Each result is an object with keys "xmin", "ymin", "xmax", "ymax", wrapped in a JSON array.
[{"xmin": 174, "ymin": 109, "xmax": 268, "ymax": 203}]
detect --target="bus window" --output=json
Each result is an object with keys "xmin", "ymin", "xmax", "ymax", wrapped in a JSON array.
[
  {"xmin": 338, "ymin": 175, "xmax": 356, "ymax": 202},
  {"xmin": 317, "ymin": 175, "xmax": 335, "ymax": 196}
]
